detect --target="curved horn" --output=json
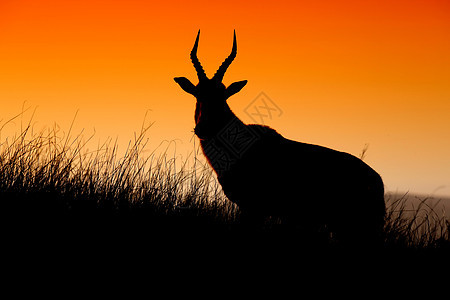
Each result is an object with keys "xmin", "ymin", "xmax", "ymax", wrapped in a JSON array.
[
  {"xmin": 213, "ymin": 30, "xmax": 237, "ymax": 82},
  {"xmin": 191, "ymin": 30, "xmax": 208, "ymax": 82}
]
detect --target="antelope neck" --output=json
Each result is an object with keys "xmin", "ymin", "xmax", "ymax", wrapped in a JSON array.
[{"xmin": 199, "ymin": 109, "xmax": 244, "ymax": 144}]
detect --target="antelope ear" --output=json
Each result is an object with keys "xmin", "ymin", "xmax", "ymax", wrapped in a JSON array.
[
  {"xmin": 174, "ymin": 77, "xmax": 197, "ymax": 96},
  {"xmin": 225, "ymin": 80, "xmax": 247, "ymax": 100}
]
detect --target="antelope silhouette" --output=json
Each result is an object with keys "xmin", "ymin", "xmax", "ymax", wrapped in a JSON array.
[{"xmin": 174, "ymin": 30, "xmax": 385, "ymax": 245}]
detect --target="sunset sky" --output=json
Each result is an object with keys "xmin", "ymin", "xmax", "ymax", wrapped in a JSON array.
[{"xmin": 1, "ymin": 0, "xmax": 449, "ymax": 197}]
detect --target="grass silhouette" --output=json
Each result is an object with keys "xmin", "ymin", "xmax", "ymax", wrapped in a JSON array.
[
  {"xmin": 1, "ymin": 114, "xmax": 448, "ymax": 253},
  {"xmin": 384, "ymin": 193, "xmax": 449, "ymax": 250},
  {"xmin": 0, "ymin": 114, "xmax": 238, "ymax": 248}
]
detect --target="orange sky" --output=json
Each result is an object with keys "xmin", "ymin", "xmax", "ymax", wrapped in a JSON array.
[{"xmin": 1, "ymin": 0, "xmax": 450, "ymax": 196}]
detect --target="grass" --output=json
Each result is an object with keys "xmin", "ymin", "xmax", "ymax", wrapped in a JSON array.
[
  {"xmin": 383, "ymin": 193, "xmax": 449, "ymax": 250},
  {"xmin": 1, "ymin": 114, "xmax": 449, "ymax": 254}
]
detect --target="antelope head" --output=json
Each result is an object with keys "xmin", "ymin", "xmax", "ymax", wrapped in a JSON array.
[{"xmin": 174, "ymin": 30, "xmax": 247, "ymax": 140}]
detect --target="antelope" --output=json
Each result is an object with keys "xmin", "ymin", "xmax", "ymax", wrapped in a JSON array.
[{"xmin": 174, "ymin": 30, "xmax": 385, "ymax": 245}]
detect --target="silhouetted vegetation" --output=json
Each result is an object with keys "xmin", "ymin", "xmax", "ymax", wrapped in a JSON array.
[
  {"xmin": 383, "ymin": 193, "xmax": 449, "ymax": 250},
  {"xmin": 1, "ymin": 117, "xmax": 448, "ymax": 253},
  {"xmin": 0, "ymin": 118, "xmax": 238, "ymax": 244}
]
